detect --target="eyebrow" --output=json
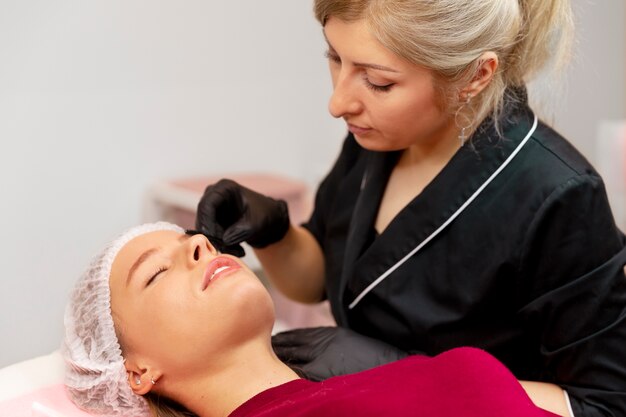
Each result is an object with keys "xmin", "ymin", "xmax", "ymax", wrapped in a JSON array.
[
  {"xmin": 354, "ymin": 61, "xmax": 399, "ymax": 73},
  {"xmin": 323, "ymin": 33, "xmax": 400, "ymax": 73}
]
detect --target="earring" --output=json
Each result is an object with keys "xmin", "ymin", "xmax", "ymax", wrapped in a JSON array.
[
  {"xmin": 135, "ymin": 377, "xmax": 141, "ymax": 386},
  {"xmin": 150, "ymin": 377, "xmax": 156, "ymax": 385},
  {"xmin": 455, "ymin": 93, "xmax": 474, "ymax": 146}
]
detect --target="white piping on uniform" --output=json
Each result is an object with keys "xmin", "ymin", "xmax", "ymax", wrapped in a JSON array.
[
  {"xmin": 360, "ymin": 169, "xmax": 368, "ymax": 191},
  {"xmin": 348, "ymin": 114, "xmax": 538, "ymax": 310},
  {"xmin": 564, "ymin": 390, "xmax": 575, "ymax": 417}
]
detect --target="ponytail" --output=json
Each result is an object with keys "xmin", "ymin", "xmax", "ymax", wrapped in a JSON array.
[
  {"xmin": 146, "ymin": 393, "xmax": 198, "ymax": 417},
  {"xmin": 508, "ymin": 0, "xmax": 574, "ymax": 86}
]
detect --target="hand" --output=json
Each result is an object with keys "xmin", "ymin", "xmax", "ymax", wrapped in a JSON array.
[
  {"xmin": 195, "ymin": 179, "xmax": 290, "ymax": 256},
  {"xmin": 272, "ymin": 326, "xmax": 411, "ymax": 381}
]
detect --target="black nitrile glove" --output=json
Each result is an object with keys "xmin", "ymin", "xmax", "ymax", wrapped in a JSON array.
[
  {"xmin": 272, "ymin": 326, "xmax": 411, "ymax": 381},
  {"xmin": 195, "ymin": 179, "xmax": 290, "ymax": 257}
]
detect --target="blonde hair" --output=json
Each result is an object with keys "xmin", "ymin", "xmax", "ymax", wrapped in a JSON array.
[
  {"xmin": 314, "ymin": 0, "xmax": 574, "ymax": 134},
  {"xmin": 146, "ymin": 394, "xmax": 197, "ymax": 417}
]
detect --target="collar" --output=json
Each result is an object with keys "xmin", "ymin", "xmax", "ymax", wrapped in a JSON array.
[{"xmin": 338, "ymin": 102, "xmax": 537, "ymax": 315}]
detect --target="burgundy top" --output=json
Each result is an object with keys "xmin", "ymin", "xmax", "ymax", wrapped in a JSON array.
[{"xmin": 230, "ymin": 348, "xmax": 558, "ymax": 417}]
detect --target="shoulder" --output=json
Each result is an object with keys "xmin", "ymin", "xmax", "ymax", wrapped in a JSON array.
[
  {"xmin": 528, "ymin": 120, "xmax": 598, "ymax": 179},
  {"xmin": 498, "ymin": 112, "xmax": 605, "ymax": 200},
  {"xmin": 512, "ymin": 118, "xmax": 616, "ymax": 232},
  {"xmin": 497, "ymin": 89, "xmax": 594, "ymax": 179}
]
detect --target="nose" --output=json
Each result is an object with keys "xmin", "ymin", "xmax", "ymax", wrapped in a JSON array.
[
  {"xmin": 185, "ymin": 234, "xmax": 217, "ymax": 267},
  {"xmin": 328, "ymin": 72, "xmax": 363, "ymax": 119}
]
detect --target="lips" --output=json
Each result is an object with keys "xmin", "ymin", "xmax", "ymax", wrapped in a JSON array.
[
  {"xmin": 202, "ymin": 256, "xmax": 241, "ymax": 290},
  {"xmin": 347, "ymin": 123, "xmax": 372, "ymax": 136}
]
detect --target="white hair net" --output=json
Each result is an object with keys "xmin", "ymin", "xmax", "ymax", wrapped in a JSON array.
[{"xmin": 62, "ymin": 221, "xmax": 185, "ymax": 417}]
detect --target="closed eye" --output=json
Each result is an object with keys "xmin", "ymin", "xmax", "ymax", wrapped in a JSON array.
[
  {"xmin": 364, "ymin": 79, "xmax": 394, "ymax": 92},
  {"xmin": 362, "ymin": 73, "xmax": 394, "ymax": 92},
  {"xmin": 146, "ymin": 267, "xmax": 167, "ymax": 287}
]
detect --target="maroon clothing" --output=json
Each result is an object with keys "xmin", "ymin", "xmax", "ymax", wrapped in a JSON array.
[{"xmin": 230, "ymin": 348, "xmax": 558, "ymax": 417}]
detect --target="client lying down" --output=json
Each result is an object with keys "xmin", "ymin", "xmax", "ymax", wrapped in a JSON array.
[{"xmin": 63, "ymin": 222, "xmax": 560, "ymax": 417}]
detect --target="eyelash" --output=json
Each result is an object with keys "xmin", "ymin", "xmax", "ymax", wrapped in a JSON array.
[
  {"xmin": 324, "ymin": 50, "xmax": 341, "ymax": 64},
  {"xmin": 364, "ymin": 77, "xmax": 393, "ymax": 92},
  {"xmin": 146, "ymin": 267, "xmax": 167, "ymax": 287},
  {"xmin": 324, "ymin": 51, "xmax": 394, "ymax": 93}
]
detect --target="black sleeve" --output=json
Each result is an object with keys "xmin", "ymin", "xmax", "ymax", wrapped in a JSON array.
[
  {"xmin": 518, "ymin": 174, "xmax": 626, "ymax": 417},
  {"xmin": 302, "ymin": 134, "xmax": 362, "ymax": 248}
]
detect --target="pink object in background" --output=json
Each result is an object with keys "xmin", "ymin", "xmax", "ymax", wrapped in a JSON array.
[
  {"xmin": 144, "ymin": 172, "xmax": 336, "ymax": 331},
  {"xmin": 0, "ymin": 384, "xmax": 93, "ymax": 417},
  {"xmin": 166, "ymin": 173, "xmax": 314, "ymax": 228}
]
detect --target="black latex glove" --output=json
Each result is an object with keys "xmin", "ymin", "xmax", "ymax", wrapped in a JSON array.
[
  {"xmin": 272, "ymin": 326, "xmax": 411, "ymax": 381},
  {"xmin": 195, "ymin": 178, "xmax": 290, "ymax": 257}
]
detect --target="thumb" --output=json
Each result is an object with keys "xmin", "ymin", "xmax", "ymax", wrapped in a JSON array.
[{"xmin": 222, "ymin": 220, "xmax": 255, "ymax": 246}]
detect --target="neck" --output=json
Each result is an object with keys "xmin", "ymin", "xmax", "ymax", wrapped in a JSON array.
[
  {"xmin": 166, "ymin": 338, "xmax": 300, "ymax": 417},
  {"xmin": 402, "ymin": 124, "xmax": 460, "ymax": 168}
]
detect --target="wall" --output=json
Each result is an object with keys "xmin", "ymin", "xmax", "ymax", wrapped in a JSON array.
[
  {"xmin": 0, "ymin": 1, "xmax": 344, "ymax": 368},
  {"xmin": 0, "ymin": 1, "xmax": 624, "ymax": 368},
  {"xmin": 541, "ymin": 0, "xmax": 625, "ymax": 158}
]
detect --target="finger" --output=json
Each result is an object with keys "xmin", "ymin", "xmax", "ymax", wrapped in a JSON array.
[
  {"xmin": 273, "ymin": 344, "xmax": 316, "ymax": 365},
  {"xmin": 195, "ymin": 217, "xmax": 225, "ymax": 241},
  {"xmin": 222, "ymin": 222, "xmax": 255, "ymax": 246},
  {"xmin": 218, "ymin": 243, "xmax": 246, "ymax": 258},
  {"xmin": 197, "ymin": 179, "xmax": 241, "ymax": 213},
  {"xmin": 271, "ymin": 328, "xmax": 317, "ymax": 346},
  {"xmin": 297, "ymin": 366, "xmax": 326, "ymax": 382},
  {"xmin": 272, "ymin": 327, "xmax": 336, "ymax": 346},
  {"xmin": 196, "ymin": 195, "xmax": 223, "ymax": 233},
  {"xmin": 196, "ymin": 180, "xmax": 242, "ymax": 232},
  {"xmin": 272, "ymin": 328, "xmax": 337, "ymax": 364}
]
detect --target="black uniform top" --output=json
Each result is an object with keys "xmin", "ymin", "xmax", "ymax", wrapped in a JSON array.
[{"xmin": 303, "ymin": 94, "xmax": 626, "ymax": 417}]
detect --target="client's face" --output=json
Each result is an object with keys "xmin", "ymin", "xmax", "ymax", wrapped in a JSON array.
[{"xmin": 109, "ymin": 230, "xmax": 275, "ymax": 382}]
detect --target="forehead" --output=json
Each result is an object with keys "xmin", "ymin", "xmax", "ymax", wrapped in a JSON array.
[
  {"xmin": 324, "ymin": 17, "xmax": 425, "ymax": 74},
  {"xmin": 325, "ymin": 18, "xmax": 385, "ymax": 54}
]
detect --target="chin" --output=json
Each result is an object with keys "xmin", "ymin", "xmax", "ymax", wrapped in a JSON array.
[{"xmin": 353, "ymin": 134, "xmax": 406, "ymax": 152}]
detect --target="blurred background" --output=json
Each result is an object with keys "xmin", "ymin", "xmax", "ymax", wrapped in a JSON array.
[{"xmin": 0, "ymin": 1, "xmax": 624, "ymax": 368}]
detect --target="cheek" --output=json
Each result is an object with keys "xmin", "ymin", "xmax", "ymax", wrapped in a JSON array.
[
  {"xmin": 376, "ymin": 92, "xmax": 445, "ymax": 135},
  {"xmin": 128, "ymin": 286, "xmax": 196, "ymax": 363}
]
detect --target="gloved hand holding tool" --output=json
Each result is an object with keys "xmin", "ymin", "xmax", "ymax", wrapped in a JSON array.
[{"xmin": 195, "ymin": 178, "xmax": 290, "ymax": 257}]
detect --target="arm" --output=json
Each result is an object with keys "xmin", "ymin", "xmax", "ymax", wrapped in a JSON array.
[
  {"xmin": 254, "ymin": 225, "xmax": 326, "ymax": 304},
  {"xmin": 518, "ymin": 174, "xmax": 626, "ymax": 417}
]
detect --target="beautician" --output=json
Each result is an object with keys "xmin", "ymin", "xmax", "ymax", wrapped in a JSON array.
[{"xmin": 196, "ymin": 1, "xmax": 626, "ymax": 416}]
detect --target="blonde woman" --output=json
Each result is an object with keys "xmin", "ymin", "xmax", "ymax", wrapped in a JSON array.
[
  {"xmin": 63, "ymin": 222, "xmax": 561, "ymax": 417},
  {"xmin": 195, "ymin": 1, "xmax": 626, "ymax": 416}
]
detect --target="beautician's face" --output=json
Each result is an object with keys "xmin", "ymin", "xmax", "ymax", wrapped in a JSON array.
[
  {"xmin": 324, "ymin": 17, "xmax": 457, "ymax": 151},
  {"xmin": 109, "ymin": 231, "xmax": 274, "ymax": 378}
]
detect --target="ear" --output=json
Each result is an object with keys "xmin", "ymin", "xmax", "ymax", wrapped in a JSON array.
[
  {"xmin": 460, "ymin": 51, "xmax": 499, "ymax": 100},
  {"xmin": 124, "ymin": 358, "xmax": 162, "ymax": 396}
]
